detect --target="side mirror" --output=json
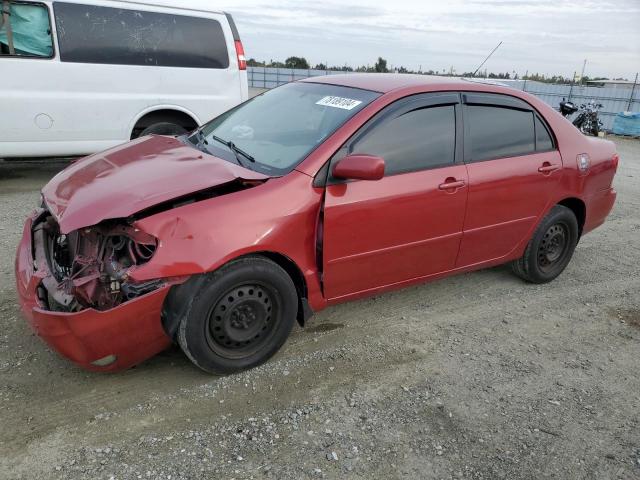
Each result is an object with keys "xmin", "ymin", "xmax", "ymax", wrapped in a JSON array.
[{"xmin": 332, "ymin": 154, "xmax": 385, "ymax": 181}]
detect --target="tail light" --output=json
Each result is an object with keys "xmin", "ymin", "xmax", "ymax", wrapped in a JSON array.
[
  {"xmin": 234, "ymin": 40, "xmax": 246, "ymax": 70},
  {"xmin": 611, "ymin": 153, "xmax": 619, "ymax": 172}
]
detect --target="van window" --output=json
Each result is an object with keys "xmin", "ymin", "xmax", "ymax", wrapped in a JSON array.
[
  {"xmin": 466, "ymin": 105, "xmax": 535, "ymax": 161},
  {"xmin": 53, "ymin": 2, "xmax": 229, "ymax": 68},
  {"xmin": 351, "ymin": 105, "xmax": 456, "ymax": 175},
  {"xmin": 0, "ymin": 2, "xmax": 53, "ymax": 57}
]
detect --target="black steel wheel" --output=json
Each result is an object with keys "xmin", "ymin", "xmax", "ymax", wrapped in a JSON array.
[
  {"xmin": 511, "ymin": 205, "xmax": 579, "ymax": 284},
  {"xmin": 537, "ymin": 223, "xmax": 570, "ymax": 273},
  {"xmin": 205, "ymin": 283, "xmax": 279, "ymax": 359},
  {"xmin": 177, "ymin": 256, "xmax": 298, "ymax": 374}
]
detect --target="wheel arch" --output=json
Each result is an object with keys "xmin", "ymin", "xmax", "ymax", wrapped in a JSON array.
[
  {"xmin": 557, "ymin": 197, "xmax": 586, "ymax": 237},
  {"xmin": 130, "ymin": 106, "xmax": 201, "ymax": 139},
  {"xmin": 162, "ymin": 252, "xmax": 312, "ymax": 340}
]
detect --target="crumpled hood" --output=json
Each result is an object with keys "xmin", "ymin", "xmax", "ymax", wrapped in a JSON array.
[{"xmin": 42, "ymin": 136, "xmax": 267, "ymax": 234}]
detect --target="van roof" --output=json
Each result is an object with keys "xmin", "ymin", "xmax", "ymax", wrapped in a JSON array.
[{"xmin": 111, "ymin": 0, "xmax": 225, "ymax": 15}]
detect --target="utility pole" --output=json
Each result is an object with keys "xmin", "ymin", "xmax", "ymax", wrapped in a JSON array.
[
  {"xmin": 628, "ymin": 73, "xmax": 639, "ymax": 111},
  {"xmin": 579, "ymin": 59, "xmax": 587, "ymax": 85},
  {"xmin": 568, "ymin": 71, "xmax": 577, "ymax": 102}
]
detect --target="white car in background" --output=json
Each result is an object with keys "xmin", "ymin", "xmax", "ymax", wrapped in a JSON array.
[{"xmin": 0, "ymin": 0, "xmax": 248, "ymax": 158}]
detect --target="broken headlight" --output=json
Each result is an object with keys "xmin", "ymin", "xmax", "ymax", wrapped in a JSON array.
[{"xmin": 36, "ymin": 215, "xmax": 162, "ymax": 312}]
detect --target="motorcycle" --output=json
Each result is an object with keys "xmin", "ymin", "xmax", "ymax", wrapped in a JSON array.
[{"xmin": 559, "ymin": 98, "xmax": 604, "ymax": 136}]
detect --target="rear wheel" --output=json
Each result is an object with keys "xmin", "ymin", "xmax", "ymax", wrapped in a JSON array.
[
  {"xmin": 139, "ymin": 122, "xmax": 188, "ymax": 138},
  {"xmin": 511, "ymin": 205, "xmax": 579, "ymax": 284},
  {"xmin": 177, "ymin": 257, "xmax": 298, "ymax": 374}
]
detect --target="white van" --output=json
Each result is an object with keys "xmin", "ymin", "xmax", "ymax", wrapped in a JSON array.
[{"xmin": 0, "ymin": 0, "xmax": 248, "ymax": 157}]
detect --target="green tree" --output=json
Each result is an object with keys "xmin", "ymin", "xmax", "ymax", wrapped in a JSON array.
[
  {"xmin": 267, "ymin": 60, "xmax": 286, "ymax": 68},
  {"xmin": 374, "ymin": 57, "xmax": 388, "ymax": 73},
  {"xmin": 285, "ymin": 56, "xmax": 310, "ymax": 69},
  {"xmin": 333, "ymin": 65, "xmax": 354, "ymax": 72}
]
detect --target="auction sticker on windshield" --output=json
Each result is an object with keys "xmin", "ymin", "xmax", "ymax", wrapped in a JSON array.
[{"xmin": 316, "ymin": 96, "xmax": 363, "ymax": 110}]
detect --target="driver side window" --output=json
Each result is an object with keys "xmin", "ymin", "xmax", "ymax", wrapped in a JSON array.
[
  {"xmin": 349, "ymin": 105, "xmax": 456, "ymax": 176},
  {"xmin": 0, "ymin": 2, "xmax": 53, "ymax": 57}
]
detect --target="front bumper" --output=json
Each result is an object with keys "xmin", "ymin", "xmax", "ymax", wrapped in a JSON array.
[{"xmin": 15, "ymin": 212, "xmax": 172, "ymax": 372}]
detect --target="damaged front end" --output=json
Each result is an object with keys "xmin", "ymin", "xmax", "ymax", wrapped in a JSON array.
[
  {"xmin": 14, "ymin": 210, "xmax": 175, "ymax": 371},
  {"xmin": 33, "ymin": 213, "xmax": 163, "ymax": 312},
  {"xmin": 15, "ymin": 136, "xmax": 274, "ymax": 371}
]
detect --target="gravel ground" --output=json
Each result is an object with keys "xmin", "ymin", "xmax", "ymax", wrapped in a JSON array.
[{"xmin": 0, "ymin": 138, "xmax": 639, "ymax": 480}]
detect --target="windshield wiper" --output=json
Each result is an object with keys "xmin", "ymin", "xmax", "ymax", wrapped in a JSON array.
[
  {"xmin": 190, "ymin": 127, "xmax": 210, "ymax": 151},
  {"xmin": 210, "ymin": 134, "xmax": 255, "ymax": 168}
]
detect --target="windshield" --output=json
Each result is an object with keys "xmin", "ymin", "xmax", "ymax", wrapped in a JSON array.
[{"xmin": 191, "ymin": 82, "xmax": 380, "ymax": 175}]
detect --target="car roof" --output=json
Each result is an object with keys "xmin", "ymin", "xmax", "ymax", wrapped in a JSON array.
[{"xmin": 300, "ymin": 73, "xmax": 476, "ymax": 94}]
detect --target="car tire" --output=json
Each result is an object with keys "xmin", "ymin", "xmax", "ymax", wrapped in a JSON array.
[
  {"xmin": 177, "ymin": 256, "xmax": 298, "ymax": 374},
  {"xmin": 511, "ymin": 205, "xmax": 579, "ymax": 284},
  {"xmin": 139, "ymin": 122, "xmax": 188, "ymax": 137}
]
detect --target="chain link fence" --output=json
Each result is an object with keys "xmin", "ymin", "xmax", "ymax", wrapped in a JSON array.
[{"xmin": 248, "ymin": 67, "xmax": 639, "ymax": 132}]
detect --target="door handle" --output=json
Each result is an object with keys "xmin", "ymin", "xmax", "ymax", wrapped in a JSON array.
[
  {"xmin": 438, "ymin": 179, "xmax": 466, "ymax": 190},
  {"xmin": 538, "ymin": 164, "xmax": 560, "ymax": 173}
]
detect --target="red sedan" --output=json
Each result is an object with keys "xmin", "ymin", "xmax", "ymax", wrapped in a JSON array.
[{"xmin": 15, "ymin": 74, "xmax": 619, "ymax": 374}]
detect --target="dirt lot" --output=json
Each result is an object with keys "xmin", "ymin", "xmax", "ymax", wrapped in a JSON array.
[{"xmin": 0, "ymin": 138, "xmax": 639, "ymax": 480}]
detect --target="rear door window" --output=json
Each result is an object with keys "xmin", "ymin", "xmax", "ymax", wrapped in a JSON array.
[
  {"xmin": 53, "ymin": 2, "xmax": 229, "ymax": 68},
  {"xmin": 350, "ymin": 105, "xmax": 457, "ymax": 176},
  {"xmin": 466, "ymin": 105, "xmax": 535, "ymax": 161},
  {"xmin": 0, "ymin": 2, "xmax": 53, "ymax": 57},
  {"xmin": 535, "ymin": 115, "xmax": 554, "ymax": 151}
]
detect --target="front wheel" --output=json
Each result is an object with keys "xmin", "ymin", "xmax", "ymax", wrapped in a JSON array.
[
  {"xmin": 178, "ymin": 257, "xmax": 298, "ymax": 374},
  {"xmin": 511, "ymin": 205, "xmax": 579, "ymax": 284}
]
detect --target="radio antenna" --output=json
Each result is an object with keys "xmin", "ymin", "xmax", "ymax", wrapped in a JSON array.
[{"xmin": 472, "ymin": 41, "xmax": 503, "ymax": 77}]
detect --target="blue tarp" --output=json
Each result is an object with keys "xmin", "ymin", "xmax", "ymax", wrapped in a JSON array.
[
  {"xmin": 612, "ymin": 111, "xmax": 640, "ymax": 136},
  {"xmin": 0, "ymin": 3, "xmax": 53, "ymax": 56}
]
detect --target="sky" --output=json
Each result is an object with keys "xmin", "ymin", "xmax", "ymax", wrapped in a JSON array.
[{"xmin": 216, "ymin": 0, "xmax": 640, "ymax": 79}]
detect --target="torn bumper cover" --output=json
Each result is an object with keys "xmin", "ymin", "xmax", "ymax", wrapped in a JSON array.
[{"xmin": 15, "ymin": 210, "xmax": 173, "ymax": 372}]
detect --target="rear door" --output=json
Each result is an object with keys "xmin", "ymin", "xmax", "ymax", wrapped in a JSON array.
[
  {"xmin": 456, "ymin": 93, "xmax": 562, "ymax": 267},
  {"xmin": 322, "ymin": 93, "xmax": 469, "ymax": 300},
  {"xmin": 224, "ymin": 13, "xmax": 249, "ymax": 102}
]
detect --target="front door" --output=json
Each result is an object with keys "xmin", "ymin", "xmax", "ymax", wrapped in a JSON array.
[{"xmin": 322, "ymin": 94, "xmax": 469, "ymax": 300}]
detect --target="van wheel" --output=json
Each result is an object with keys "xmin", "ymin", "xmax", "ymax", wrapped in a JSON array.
[
  {"xmin": 139, "ymin": 122, "xmax": 188, "ymax": 137},
  {"xmin": 511, "ymin": 205, "xmax": 579, "ymax": 284},
  {"xmin": 177, "ymin": 257, "xmax": 298, "ymax": 374}
]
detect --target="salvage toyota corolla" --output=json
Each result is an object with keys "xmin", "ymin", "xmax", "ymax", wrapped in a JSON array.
[{"xmin": 15, "ymin": 75, "xmax": 619, "ymax": 374}]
